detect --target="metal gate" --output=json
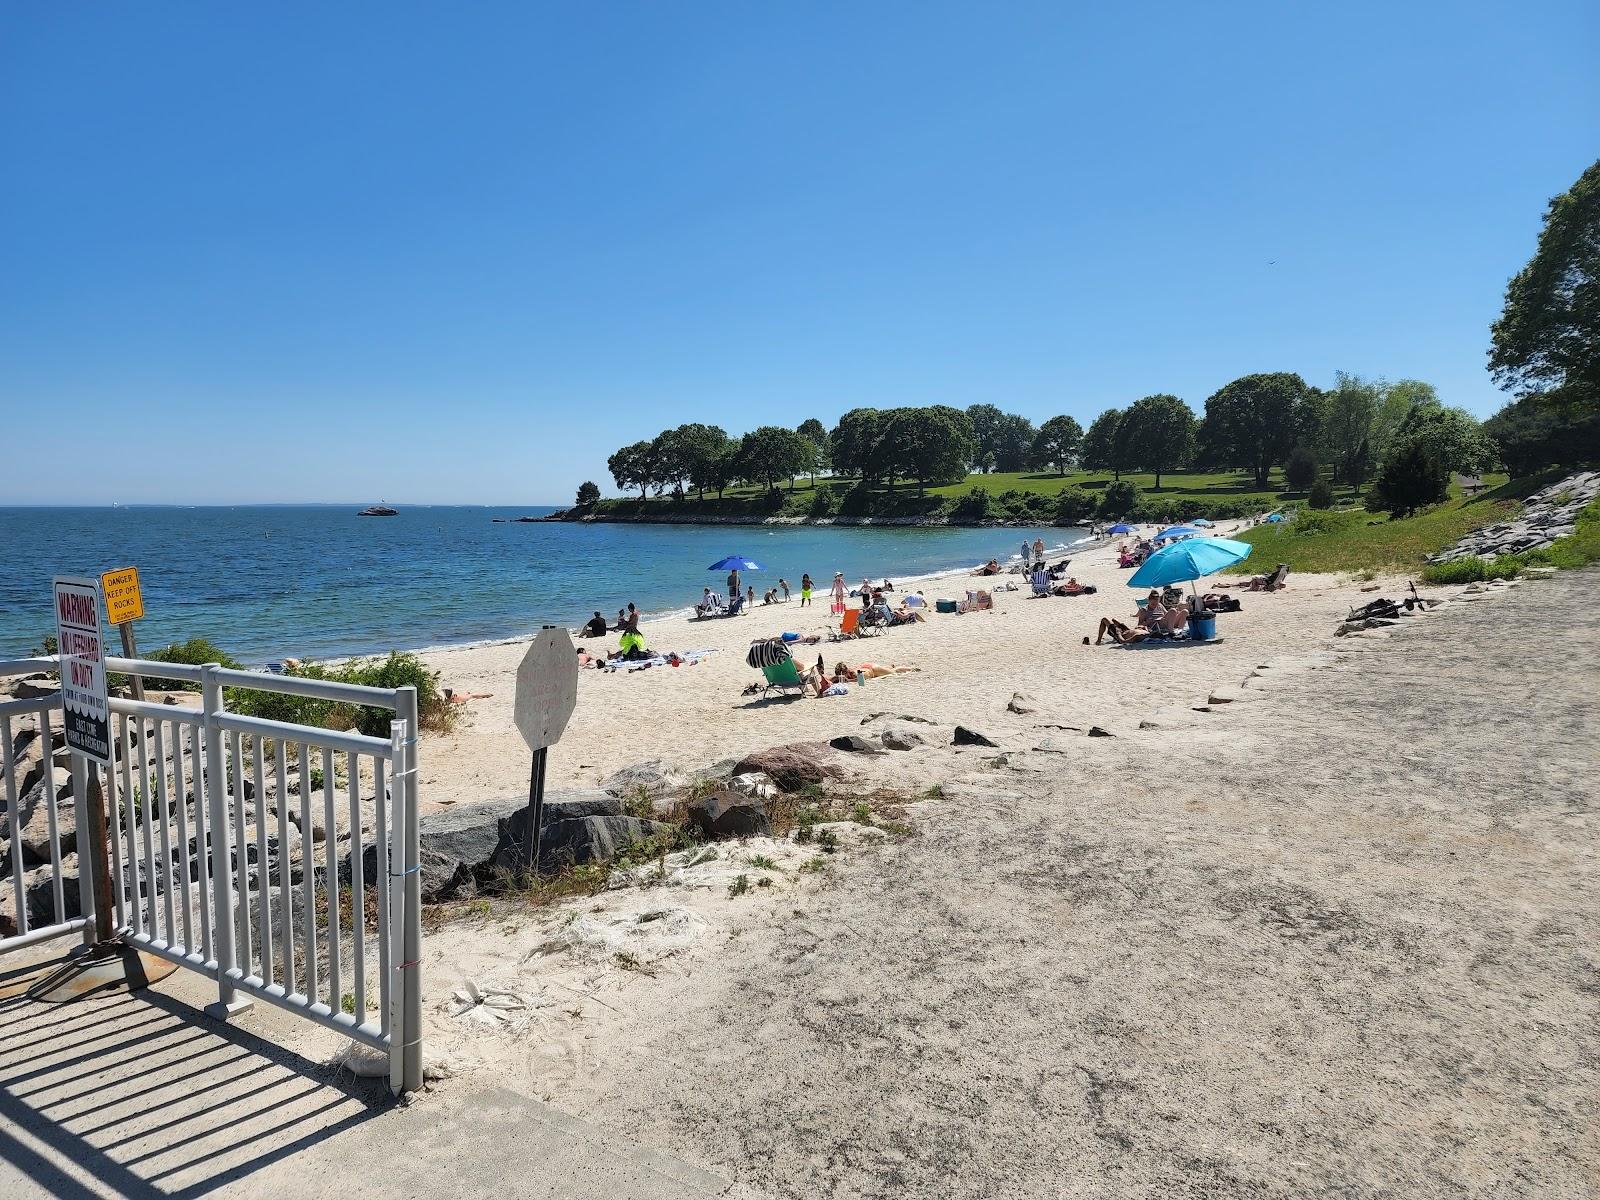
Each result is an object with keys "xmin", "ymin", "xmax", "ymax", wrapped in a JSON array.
[{"xmin": 0, "ymin": 654, "xmax": 422, "ymax": 1094}]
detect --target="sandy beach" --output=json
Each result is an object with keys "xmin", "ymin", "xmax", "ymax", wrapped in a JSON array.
[{"xmin": 416, "ymin": 524, "xmax": 1404, "ymax": 810}]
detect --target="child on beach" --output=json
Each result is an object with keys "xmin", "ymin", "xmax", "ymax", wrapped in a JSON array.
[
  {"xmin": 779, "ymin": 578, "xmax": 791, "ymax": 602},
  {"xmin": 800, "ymin": 573, "xmax": 814, "ymax": 607}
]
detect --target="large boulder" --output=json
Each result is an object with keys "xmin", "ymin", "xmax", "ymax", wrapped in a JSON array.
[
  {"xmin": 1, "ymin": 770, "xmax": 77, "ymax": 867},
  {"xmin": 685, "ymin": 788, "xmax": 772, "ymax": 840},
  {"xmin": 492, "ymin": 808, "xmax": 671, "ymax": 875},
  {"xmin": 729, "ymin": 743, "xmax": 841, "ymax": 793},
  {"xmin": 0, "ymin": 856, "xmax": 80, "ymax": 938},
  {"xmin": 601, "ymin": 761, "xmax": 680, "ymax": 800}
]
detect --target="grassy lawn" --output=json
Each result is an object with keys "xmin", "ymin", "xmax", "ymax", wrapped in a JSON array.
[{"xmin": 1223, "ymin": 475, "xmax": 1518, "ymax": 577}]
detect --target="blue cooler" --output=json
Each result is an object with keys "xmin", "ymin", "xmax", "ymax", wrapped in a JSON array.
[{"xmin": 1189, "ymin": 610, "xmax": 1218, "ymax": 641}]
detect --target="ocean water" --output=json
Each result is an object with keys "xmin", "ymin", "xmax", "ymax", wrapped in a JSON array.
[{"xmin": 0, "ymin": 506, "xmax": 1088, "ymax": 664}]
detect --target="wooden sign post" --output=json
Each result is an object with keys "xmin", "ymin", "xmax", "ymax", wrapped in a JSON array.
[
  {"xmin": 513, "ymin": 627, "xmax": 579, "ymax": 874},
  {"xmin": 101, "ymin": 566, "xmax": 146, "ymax": 702}
]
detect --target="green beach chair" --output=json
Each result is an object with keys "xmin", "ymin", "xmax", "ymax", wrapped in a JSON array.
[{"xmin": 761, "ymin": 657, "xmax": 806, "ymax": 698}]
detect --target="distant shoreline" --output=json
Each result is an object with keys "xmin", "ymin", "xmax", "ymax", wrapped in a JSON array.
[{"xmin": 542, "ymin": 509, "xmax": 1090, "ymax": 529}]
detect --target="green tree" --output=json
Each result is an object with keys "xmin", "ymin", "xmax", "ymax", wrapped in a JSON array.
[
  {"xmin": 575, "ymin": 481, "xmax": 600, "ymax": 506},
  {"xmin": 991, "ymin": 412, "xmax": 1037, "ymax": 472},
  {"xmin": 736, "ymin": 426, "xmax": 812, "ymax": 493},
  {"xmin": 1484, "ymin": 394, "xmax": 1600, "ymax": 476},
  {"xmin": 1080, "ymin": 409, "xmax": 1124, "ymax": 479},
  {"xmin": 1489, "ymin": 158, "xmax": 1600, "ymax": 417},
  {"xmin": 878, "ymin": 406, "xmax": 975, "ymax": 493},
  {"xmin": 965, "ymin": 404, "xmax": 1004, "ymax": 471},
  {"xmin": 1323, "ymin": 373, "xmax": 1380, "ymax": 486},
  {"xmin": 1307, "ymin": 479, "xmax": 1333, "ymax": 509},
  {"xmin": 1284, "ymin": 444, "xmax": 1319, "ymax": 492},
  {"xmin": 669, "ymin": 425, "xmax": 733, "ymax": 499},
  {"xmin": 1202, "ymin": 373, "xmax": 1309, "ymax": 487},
  {"xmin": 1031, "ymin": 415, "xmax": 1084, "ymax": 475},
  {"xmin": 1368, "ymin": 380, "xmax": 1436, "ymax": 465},
  {"xmin": 606, "ymin": 441, "xmax": 655, "ymax": 499},
  {"xmin": 1116, "ymin": 394, "xmax": 1196, "ymax": 489},
  {"xmin": 796, "ymin": 418, "xmax": 830, "ymax": 483},
  {"xmin": 1367, "ymin": 433, "xmax": 1448, "ymax": 518},
  {"xmin": 703, "ymin": 439, "xmax": 741, "ymax": 499},
  {"xmin": 1393, "ymin": 402, "xmax": 1498, "ymax": 475},
  {"xmin": 829, "ymin": 408, "xmax": 883, "ymax": 482}
]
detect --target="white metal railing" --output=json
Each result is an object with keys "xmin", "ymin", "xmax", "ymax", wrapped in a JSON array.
[{"xmin": 0, "ymin": 655, "xmax": 422, "ymax": 1094}]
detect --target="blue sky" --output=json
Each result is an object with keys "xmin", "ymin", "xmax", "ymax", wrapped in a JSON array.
[{"xmin": 2, "ymin": 2, "xmax": 1594, "ymax": 505}]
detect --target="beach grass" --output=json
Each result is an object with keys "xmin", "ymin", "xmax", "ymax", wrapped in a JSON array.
[{"xmin": 1225, "ymin": 479, "xmax": 1518, "ymax": 577}]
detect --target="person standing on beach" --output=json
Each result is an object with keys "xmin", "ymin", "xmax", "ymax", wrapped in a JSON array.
[
  {"xmin": 1032, "ymin": 536, "xmax": 1045, "ymax": 562},
  {"xmin": 831, "ymin": 571, "xmax": 846, "ymax": 613},
  {"xmin": 779, "ymin": 578, "xmax": 791, "ymax": 602},
  {"xmin": 1021, "ymin": 538, "xmax": 1031, "ymax": 566},
  {"xmin": 800, "ymin": 573, "xmax": 814, "ymax": 607},
  {"xmin": 727, "ymin": 567, "xmax": 740, "ymax": 601}
]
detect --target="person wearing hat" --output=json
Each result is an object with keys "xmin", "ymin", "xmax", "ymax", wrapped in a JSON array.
[{"xmin": 830, "ymin": 571, "xmax": 847, "ymax": 613}]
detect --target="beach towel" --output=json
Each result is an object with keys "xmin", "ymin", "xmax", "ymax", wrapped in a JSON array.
[{"xmin": 746, "ymin": 639, "xmax": 794, "ymax": 669}]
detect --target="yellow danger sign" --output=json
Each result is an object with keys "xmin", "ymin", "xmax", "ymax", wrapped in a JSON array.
[{"xmin": 100, "ymin": 566, "xmax": 145, "ymax": 625}]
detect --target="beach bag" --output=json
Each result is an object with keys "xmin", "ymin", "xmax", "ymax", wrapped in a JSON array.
[{"xmin": 936, "ymin": 599, "xmax": 958, "ymax": 614}]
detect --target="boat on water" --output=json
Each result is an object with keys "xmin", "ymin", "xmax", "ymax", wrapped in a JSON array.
[{"xmin": 358, "ymin": 505, "xmax": 399, "ymax": 517}]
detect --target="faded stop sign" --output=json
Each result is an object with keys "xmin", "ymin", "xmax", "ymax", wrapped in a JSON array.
[{"xmin": 514, "ymin": 626, "xmax": 578, "ymax": 751}]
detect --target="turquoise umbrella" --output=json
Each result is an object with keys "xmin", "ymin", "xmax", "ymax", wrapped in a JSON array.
[
  {"xmin": 1153, "ymin": 525, "xmax": 1202, "ymax": 542},
  {"xmin": 1127, "ymin": 537, "xmax": 1252, "ymax": 590}
]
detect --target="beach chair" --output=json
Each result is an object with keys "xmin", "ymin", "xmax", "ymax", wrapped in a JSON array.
[
  {"xmin": 858, "ymin": 606, "xmax": 888, "ymax": 636},
  {"xmin": 832, "ymin": 609, "xmax": 862, "ymax": 640},
  {"xmin": 1029, "ymin": 573, "xmax": 1050, "ymax": 598},
  {"xmin": 725, "ymin": 592, "xmax": 746, "ymax": 616},
  {"xmin": 760, "ymin": 657, "xmax": 806, "ymax": 697},
  {"xmin": 1261, "ymin": 564, "xmax": 1290, "ymax": 592}
]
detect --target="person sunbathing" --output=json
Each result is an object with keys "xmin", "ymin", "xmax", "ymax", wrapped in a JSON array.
[
  {"xmin": 975, "ymin": 559, "xmax": 1001, "ymax": 576},
  {"xmin": 852, "ymin": 661, "xmax": 921, "ymax": 679},
  {"xmin": 889, "ymin": 603, "xmax": 926, "ymax": 624},
  {"xmin": 1091, "ymin": 617, "xmax": 1152, "ymax": 644},
  {"xmin": 1217, "ymin": 563, "xmax": 1288, "ymax": 591},
  {"xmin": 1053, "ymin": 576, "xmax": 1086, "ymax": 596}
]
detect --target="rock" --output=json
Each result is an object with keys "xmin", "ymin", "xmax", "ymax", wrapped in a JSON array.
[
  {"xmin": 684, "ymin": 789, "xmax": 772, "ymax": 840},
  {"xmin": 543, "ymin": 790, "xmax": 623, "ymax": 822},
  {"xmin": 0, "ymin": 856, "xmax": 81, "ymax": 937},
  {"xmin": 11, "ymin": 677, "xmax": 59, "ymax": 701},
  {"xmin": 952, "ymin": 726, "xmax": 998, "ymax": 748},
  {"xmin": 859, "ymin": 712, "xmax": 936, "ymax": 726},
  {"xmin": 1006, "ymin": 692, "xmax": 1037, "ymax": 715},
  {"xmin": 729, "ymin": 744, "xmax": 841, "ymax": 792},
  {"xmin": 602, "ymin": 760, "xmax": 679, "ymax": 800},
  {"xmin": 730, "ymin": 772, "xmax": 779, "ymax": 801},
  {"xmin": 2, "ymin": 771, "xmax": 77, "ymax": 866},
  {"xmin": 880, "ymin": 726, "xmax": 924, "ymax": 751},
  {"xmin": 492, "ymin": 812, "xmax": 672, "ymax": 875},
  {"xmin": 1087, "ymin": 726, "xmax": 1115, "ymax": 738},
  {"xmin": 829, "ymin": 735, "xmax": 885, "ymax": 754}
]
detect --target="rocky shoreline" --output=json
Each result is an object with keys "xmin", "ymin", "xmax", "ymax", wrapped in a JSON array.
[{"xmin": 1428, "ymin": 469, "xmax": 1597, "ymax": 564}]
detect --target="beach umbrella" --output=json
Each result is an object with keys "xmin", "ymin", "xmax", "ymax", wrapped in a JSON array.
[
  {"xmin": 1153, "ymin": 525, "xmax": 1202, "ymax": 543},
  {"xmin": 1192, "ymin": 518, "xmax": 1214, "ymax": 527},
  {"xmin": 1107, "ymin": 523, "xmax": 1135, "ymax": 535},
  {"xmin": 1127, "ymin": 537, "xmax": 1251, "ymax": 591},
  {"xmin": 707, "ymin": 555, "xmax": 763, "ymax": 571}
]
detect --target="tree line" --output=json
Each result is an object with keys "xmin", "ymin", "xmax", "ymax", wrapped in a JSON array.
[{"xmin": 584, "ymin": 156, "xmax": 1599, "ymax": 519}]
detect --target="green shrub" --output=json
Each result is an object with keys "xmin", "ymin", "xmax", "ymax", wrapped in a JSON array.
[
  {"xmin": 808, "ymin": 485, "xmax": 839, "ymax": 517},
  {"xmin": 1308, "ymin": 480, "xmax": 1334, "ymax": 509},
  {"xmin": 1421, "ymin": 555, "xmax": 1523, "ymax": 584},
  {"xmin": 950, "ymin": 487, "xmax": 994, "ymax": 521},
  {"xmin": 1290, "ymin": 510, "xmax": 1336, "ymax": 536},
  {"xmin": 1053, "ymin": 487, "xmax": 1096, "ymax": 524},
  {"xmin": 142, "ymin": 638, "xmax": 244, "ymax": 691}
]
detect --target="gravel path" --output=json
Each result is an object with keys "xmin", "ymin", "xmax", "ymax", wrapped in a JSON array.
[{"xmin": 553, "ymin": 571, "xmax": 1599, "ymax": 1198}]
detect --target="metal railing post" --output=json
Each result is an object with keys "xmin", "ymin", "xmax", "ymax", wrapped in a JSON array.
[
  {"xmin": 201, "ymin": 664, "xmax": 250, "ymax": 1018},
  {"xmin": 70, "ymin": 755, "xmax": 96, "ymax": 947},
  {"xmin": 396, "ymin": 686, "xmax": 422, "ymax": 1092}
]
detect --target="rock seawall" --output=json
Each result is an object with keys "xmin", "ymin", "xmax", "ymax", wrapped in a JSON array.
[{"xmin": 1428, "ymin": 471, "xmax": 1598, "ymax": 564}]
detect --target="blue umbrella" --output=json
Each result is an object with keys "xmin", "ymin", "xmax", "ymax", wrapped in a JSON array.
[
  {"xmin": 1265, "ymin": 512, "xmax": 1284, "ymax": 523},
  {"xmin": 708, "ymin": 555, "xmax": 763, "ymax": 571},
  {"xmin": 1107, "ymin": 523, "xmax": 1136, "ymax": 535},
  {"xmin": 1192, "ymin": 518, "xmax": 1214, "ymax": 527},
  {"xmin": 1127, "ymin": 537, "xmax": 1252, "ymax": 590},
  {"xmin": 1153, "ymin": 525, "xmax": 1202, "ymax": 542}
]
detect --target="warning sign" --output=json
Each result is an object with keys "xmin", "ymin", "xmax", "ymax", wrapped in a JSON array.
[
  {"xmin": 54, "ymin": 576, "xmax": 112, "ymax": 764},
  {"xmin": 100, "ymin": 566, "xmax": 144, "ymax": 625}
]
